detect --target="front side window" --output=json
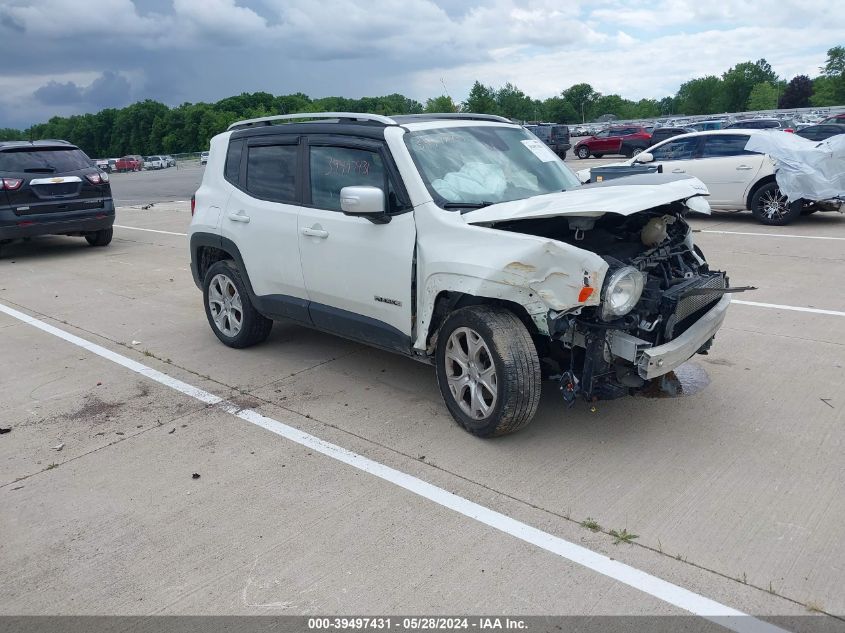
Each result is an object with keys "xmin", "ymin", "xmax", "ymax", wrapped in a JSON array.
[
  {"xmin": 309, "ymin": 146, "xmax": 385, "ymax": 212},
  {"xmin": 245, "ymin": 144, "xmax": 297, "ymax": 203},
  {"xmin": 650, "ymin": 137, "xmax": 701, "ymax": 161},
  {"xmin": 405, "ymin": 125, "xmax": 580, "ymax": 207},
  {"xmin": 701, "ymin": 135, "xmax": 755, "ymax": 158}
]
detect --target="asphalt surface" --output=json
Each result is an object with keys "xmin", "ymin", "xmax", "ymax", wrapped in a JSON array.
[
  {"xmin": 1, "ymin": 163, "xmax": 844, "ymax": 628},
  {"xmin": 108, "ymin": 164, "xmax": 204, "ymax": 206}
]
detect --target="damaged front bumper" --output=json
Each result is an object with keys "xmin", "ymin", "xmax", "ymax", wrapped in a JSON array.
[
  {"xmin": 550, "ymin": 288, "xmax": 732, "ymax": 402},
  {"xmin": 636, "ymin": 293, "xmax": 730, "ymax": 379}
]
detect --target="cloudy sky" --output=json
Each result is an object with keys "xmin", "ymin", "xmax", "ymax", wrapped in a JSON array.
[{"xmin": 1, "ymin": 0, "xmax": 843, "ymax": 128}]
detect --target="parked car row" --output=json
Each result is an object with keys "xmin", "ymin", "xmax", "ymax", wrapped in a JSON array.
[{"xmin": 92, "ymin": 154, "xmax": 176, "ymax": 173}]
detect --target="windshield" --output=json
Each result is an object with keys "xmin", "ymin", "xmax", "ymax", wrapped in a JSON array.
[{"xmin": 405, "ymin": 125, "xmax": 580, "ymax": 208}]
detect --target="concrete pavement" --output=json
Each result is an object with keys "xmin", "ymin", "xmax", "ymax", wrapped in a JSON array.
[{"xmin": 1, "ymin": 200, "xmax": 843, "ymax": 627}]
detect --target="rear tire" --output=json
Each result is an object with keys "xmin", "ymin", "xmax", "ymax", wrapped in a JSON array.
[
  {"xmin": 435, "ymin": 306, "xmax": 541, "ymax": 437},
  {"xmin": 85, "ymin": 228, "xmax": 113, "ymax": 247},
  {"xmin": 203, "ymin": 260, "xmax": 272, "ymax": 349},
  {"xmin": 750, "ymin": 182, "xmax": 802, "ymax": 225}
]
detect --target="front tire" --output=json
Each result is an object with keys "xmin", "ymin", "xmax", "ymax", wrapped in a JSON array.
[
  {"xmin": 203, "ymin": 260, "xmax": 272, "ymax": 348},
  {"xmin": 435, "ymin": 306, "xmax": 541, "ymax": 437},
  {"xmin": 85, "ymin": 228, "xmax": 113, "ymax": 246},
  {"xmin": 751, "ymin": 182, "xmax": 802, "ymax": 225},
  {"xmin": 576, "ymin": 146, "xmax": 590, "ymax": 159}
]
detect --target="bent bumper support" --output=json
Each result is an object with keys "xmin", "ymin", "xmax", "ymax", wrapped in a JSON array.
[{"xmin": 637, "ymin": 294, "xmax": 731, "ymax": 380}]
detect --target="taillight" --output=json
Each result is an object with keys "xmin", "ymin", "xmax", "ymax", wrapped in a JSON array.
[
  {"xmin": 784, "ymin": 128, "xmax": 794, "ymax": 133},
  {"xmin": 191, "ymin": 194, "xmax": 196, "ymax": 216},
  {"xmin": 86, "ymin": 172, "xmax": 109, "ymax": 184},
  {"xmin": 1, "ymin": 178, "xmax": 23, "ymax": 190}
]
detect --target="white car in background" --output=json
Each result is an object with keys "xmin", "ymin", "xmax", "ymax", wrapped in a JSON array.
[
  {"xmin": 144, "ymin": 155, "xmax": 167, "ymax": 170},
  {"xmin": 579, "ymin": 130, "xmax": 808, "ymax": 225},
  {"xmin": 200, "ymin": 151, "xmax": 209, "ymax": 165}
]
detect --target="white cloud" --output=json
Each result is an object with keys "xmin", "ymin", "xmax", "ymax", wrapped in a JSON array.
[
  {"xmin": 411, "ymin": 24, "xmax": 845, "ymax": 103},
  {"xmin": 0, "ymin": 0, "xmax": 842, "ymax": 128}
]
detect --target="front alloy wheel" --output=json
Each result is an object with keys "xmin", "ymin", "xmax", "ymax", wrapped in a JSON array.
[
  {"xmin": 577, "ymin": 146, "xmax": 590, "ymax": 159},
  {"xmin": 435, "ymin": 306, "xmax": 540, "ymax": 437},
  {"xmin": 444, "ymin": 327, "xmax": 498, "ymax": 420}
]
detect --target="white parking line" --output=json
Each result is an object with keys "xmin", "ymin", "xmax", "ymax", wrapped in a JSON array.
[
  {"xmin": 0, "ymin": 299, "xmax": 789, "ymax": 633},
  {"xmin": 732, "ymin": 300, "xmax": 845, "ymax": 317},
  {"xmin": 114, "ymin": 225, "xmax": 188, "ymax": 237},
  {"xmin": 700, "ymin": 230, "xmax": 845, "ymax": 241}
]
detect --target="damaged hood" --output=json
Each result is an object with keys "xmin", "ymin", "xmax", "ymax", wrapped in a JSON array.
[{"xmin": 463, "ymin": 174, "xmax": 709, "ymax": 224}]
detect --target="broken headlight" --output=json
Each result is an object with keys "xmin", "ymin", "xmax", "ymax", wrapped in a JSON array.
[{"xmin": 600, "ymin": 266, "xmax": 644, "ymax": 320}]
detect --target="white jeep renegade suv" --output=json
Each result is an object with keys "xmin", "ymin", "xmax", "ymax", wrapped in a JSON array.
[{"xmin": 189, "ymin": 112, "xmax": 738, "ymax": 437}]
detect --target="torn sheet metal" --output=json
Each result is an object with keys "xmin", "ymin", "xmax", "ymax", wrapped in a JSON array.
[{"xmin": 745, "ymin": 133, "xmax": 845, "ymax": 202}]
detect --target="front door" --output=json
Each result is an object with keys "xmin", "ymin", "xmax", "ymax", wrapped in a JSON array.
[{"xmin": 297, "ymin": 137, "xmax": 416, "ymax": 353}]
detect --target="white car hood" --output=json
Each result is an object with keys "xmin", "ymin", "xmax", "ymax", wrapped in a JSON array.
[{"xmin": 463, "ymin": 175, "xmax": 709, "ymax": 224}]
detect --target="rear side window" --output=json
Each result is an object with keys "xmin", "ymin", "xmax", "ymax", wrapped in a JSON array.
[
  {"xmin": 701, "ymin": 135, "xmax": 755, "ymax": 158},
  {"xmin": 224, "ymin": 140, "xmax": 244, "ymax": 184},
  {"xmin": 0, "ymin": 148, "xmax": 92, "ymax": 173},
  {"xmin": 245, "ymin": 144, "xmax": 297, "ymax": 203},
  {"xmin": 309, "ymin": 146, "xmax": 386, "ymax": 212}
]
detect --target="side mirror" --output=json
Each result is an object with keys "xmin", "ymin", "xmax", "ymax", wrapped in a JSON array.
[
  {"xmin": 340, "ymin": 186, "xmax": 386, "ymax": 217},
  {"xmin": 635, "ymin": 152, "xmax": 654, "ymax": 163}
]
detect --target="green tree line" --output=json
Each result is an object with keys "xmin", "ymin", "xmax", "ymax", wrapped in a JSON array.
[{"xmin": 2, "ymin": 46, "xmax": 843, "ymax": 158}]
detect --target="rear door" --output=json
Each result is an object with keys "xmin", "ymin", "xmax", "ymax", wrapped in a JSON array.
[
  {"xmin": 297, "ymin": 135, "xmax": 416, "ymax": 352},
  {"xmin": 692, "ymin": 134, "xmax": 763, "ymax": 208},
  {"xmin": 0, "ymin": 147, "xmax": 104, "ymax": 217},
  {"xmin": 221, "ymin": 134, "xmax": 309, "ymax": 321}
]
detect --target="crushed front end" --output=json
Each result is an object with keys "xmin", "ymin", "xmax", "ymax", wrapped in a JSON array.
[
  {"xmin": 496, "ymin": 199, "xmax": 741, "ymax": 403},
  {"xmin": 552, "ymin": 203, "xmax": 738, "ymax": 401}
]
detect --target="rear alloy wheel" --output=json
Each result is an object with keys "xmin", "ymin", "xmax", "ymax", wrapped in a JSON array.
[
  {"xmin": 632, "ymin": 148, "xmax": 643, "ymax": 156},
  {"xmin": 751, "ymin": 182, "xmax": 802, "ymax": 226},
  {"xmin": 577, "ymin": 146, "xmax": 590, "ymax": 159},
  {"xmin": 203, "ymin": 260, "xmax": 272, "ymax": 348},
  {"xmin": 85, "ymin": 228, "xmax": 113, "ymax": 247},
  {"xmin": 435, "ymin": 306, "xmax": 541, "ymax": 437}
]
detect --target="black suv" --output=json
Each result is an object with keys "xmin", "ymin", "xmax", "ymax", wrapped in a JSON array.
[
  {"xmin": 524, "ymin": 124, "xmax": 571, "ymax": 158},
  {"xmin": 0, "ymin": 140, "xmax": 114, "ymax": 254}
]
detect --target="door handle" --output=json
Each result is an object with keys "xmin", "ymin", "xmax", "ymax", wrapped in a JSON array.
[
  {"xmin": 736, "ymin": 165, "xmax": 753, "ymax": 170},
  {"xmin": 301, "ymin": 226, "xmax": 329, "ymax": 238},
  {"xmin": 671, "ymin": 168, "xmax": 685, "ymax": 173},
  {"xmin": 228, "ymin": 211, "xmax": 250, "ymax": 223}
]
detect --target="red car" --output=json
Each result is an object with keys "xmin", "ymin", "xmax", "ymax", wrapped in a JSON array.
[
  {"xmin": 574, "ymin": 126, "xmax": 652, "ymax": 159},
  {"xmin": 820, "ymin": 113, "xmax": 845, "ymax": 124},
  {"xmin": 115, "ymin": 156, "xmax": 142, "ymax": 172}
]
